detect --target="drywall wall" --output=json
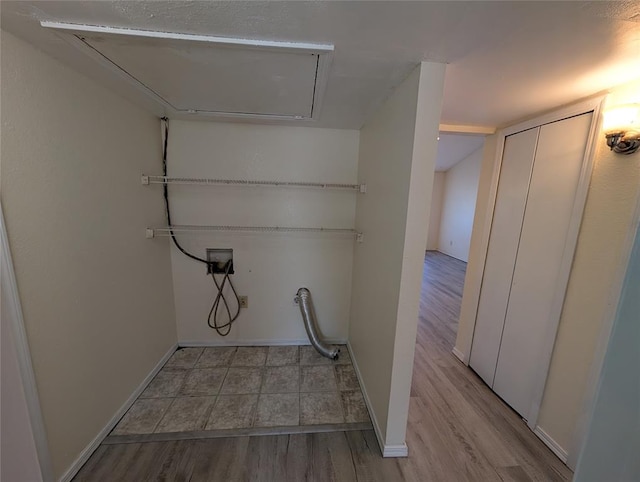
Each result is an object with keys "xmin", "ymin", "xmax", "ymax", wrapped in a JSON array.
[
  {"xmin": 454, "ymin": 134, "xmax": 498, "ymax": 362},
  {"xmin": 426, "ymin": 171, "xmax": 445, "ymax": 250},
  {"xmin": 166, "ymin": 121, "xmax": 359, "ymax": 344},
  {"xmin": 349, "ymin": 61, "xmax": 445, "ymax": 451},
  {"xmin": 438, "ymin": 146, "xmax": 483, "ymax": 261},
  {"xmin": 1, "ymin": 240, "xmax": 45, "ymax": 481},
  {"xmin": 0, "ymin": 323, "xmax": 43, "ymax": 482},
  {"xmin": 1, "ymin": 31, "xmax": 177, "ymax": 479},
  {"xmin": 537, "ymin": 81, "xmax": 640, "ymax": 453},
  {"xmin": 574, "ymin": 223, "xmax": 640, "ymax": 481}
]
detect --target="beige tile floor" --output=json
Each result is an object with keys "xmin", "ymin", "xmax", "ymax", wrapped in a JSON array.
[{"xmin": 111, "ymin": 345, "xmax": 371, "ymax": 437}]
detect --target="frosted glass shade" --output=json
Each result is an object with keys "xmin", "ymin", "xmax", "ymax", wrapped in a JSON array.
[{"xmin": 603, "ymin": 104, "xmax": 640, "ymax": 134}]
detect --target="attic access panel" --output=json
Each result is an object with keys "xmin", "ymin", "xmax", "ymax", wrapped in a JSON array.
[{"xmin": 41, "ymin": 22, "xmax": 333, "ymax": 121}]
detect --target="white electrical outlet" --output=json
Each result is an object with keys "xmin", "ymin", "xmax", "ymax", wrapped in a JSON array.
[{"xmin": 239, "ymin": 296, "xmax": 248, "ymax": 308}]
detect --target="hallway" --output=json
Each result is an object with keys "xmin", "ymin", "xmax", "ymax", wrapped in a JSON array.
[
  {"xmin": 73, "ymin": 253, "xmax": 572, "ymax": 481},
  {"xmin": 403, "ymin": 251, "xmax": 571, "ymax": 481}
]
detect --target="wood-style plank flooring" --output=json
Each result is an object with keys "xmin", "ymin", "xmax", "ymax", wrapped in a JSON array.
[{"xmin": 74, "ymin": 251, "xmax": 572, "ymax": 481}]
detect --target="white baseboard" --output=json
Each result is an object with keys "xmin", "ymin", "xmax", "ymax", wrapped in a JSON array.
[
  {"xmin": 346, "ymin": 341, "xmax": 407, "ymax": 458},
  {"xmin": 382, "ymin": 444, "xmax": 409, "ymax": 457},
  {"xmin": 452, "ymin": 346, "xmax": 467, "ymax": 364},
  {"xmin": 59, "ymin": 342, "xmax": 178, "ymax": 482},
  {"xmin": 534, "ymin": 426, "xmax": 568, "ymax": 463},
  {"xmin": 179, "ymin": 338, "xmax": 347, "ymax": 347}
]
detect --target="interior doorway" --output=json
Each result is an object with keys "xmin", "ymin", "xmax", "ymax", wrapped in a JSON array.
[
  {"xmin": 422, "ymin": 131, "xmax": 485, "ymax": 350},
  {"xmin": 426, "ymin": 133, "xmax": 485, "ymax": 263}
]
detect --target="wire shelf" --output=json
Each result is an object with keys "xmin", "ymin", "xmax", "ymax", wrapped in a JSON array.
[
  {"xmin": 146, "ymin": 225, "xmax": 363, "ymax": 242},
  {"xmin": 142, "ymin": 175, "xmax": 366, "ymax": 193}
]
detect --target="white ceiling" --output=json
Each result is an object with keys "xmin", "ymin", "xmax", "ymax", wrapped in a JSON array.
[
  {"xmin": 2, "ymin": 1, "xmax": 639, "ymax": 129},
  {"xmin": 436, "ymin": 134, "xmax": 485, "ymax": 172}
]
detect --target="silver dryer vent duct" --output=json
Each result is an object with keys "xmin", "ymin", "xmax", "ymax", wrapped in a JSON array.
[{"xmin": 295, "ymin": 287, "xmax": 339, "ymax": 360}]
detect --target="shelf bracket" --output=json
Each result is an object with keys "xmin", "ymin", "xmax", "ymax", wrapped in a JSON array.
[
  {"xmin": 356, "ymin": 232, "xmax": 364, "ymax": 243},
  {"xmin": 141, "ymin": 175, "xmax": 150, "ymax": 185},
  {"xmin": 145, "ymin": 228, "xmax": 155, "ymax": 239},
  {"xmin": 359, "ymin": 184, "xmax": 367, "ymax": 194}
]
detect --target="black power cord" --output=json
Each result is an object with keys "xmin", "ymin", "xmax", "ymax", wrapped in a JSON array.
[{"xmin": 161, "ymin": 117, "xmax": 241, "ymax": 336}]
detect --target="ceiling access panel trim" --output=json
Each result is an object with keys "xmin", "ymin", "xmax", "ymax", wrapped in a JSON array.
[
  {"xmin": 40, "ymin": 22, "xmax": 335, "ymax": 53},
  {"xmin": 40, "ymin": 22, "xmax": 334, "ymax": 122}
]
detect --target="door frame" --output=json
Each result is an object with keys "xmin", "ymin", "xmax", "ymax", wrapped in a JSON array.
[
  {"xmin": 462, "ymin": 96, "xmax": 604, "ymax": 431},
  {"xmin": 1, "ymin": 202, "xmax": 54, "ymax": 481}
]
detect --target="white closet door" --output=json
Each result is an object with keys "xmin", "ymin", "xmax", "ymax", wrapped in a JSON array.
[
  {"xmin": 469, "ymin": 127, "xmax": 539, "ymax": 385},
  {"xmin": 492, "ymin": 112, "xmax": 593, "ymax": 419}
]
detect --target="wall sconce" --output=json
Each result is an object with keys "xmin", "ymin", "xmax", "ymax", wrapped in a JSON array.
[{"xmin": 603, "ymin": 104, "xmax": 640, "ymax": 155}]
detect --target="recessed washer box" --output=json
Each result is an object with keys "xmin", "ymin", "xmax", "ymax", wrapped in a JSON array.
[
  {"xmin": 206, "ymin": 248, "xmax": 234, "ymax": 275},
  {"xmin": 41, "ymin": 22, "xmax": 333, "ymax": 121}
]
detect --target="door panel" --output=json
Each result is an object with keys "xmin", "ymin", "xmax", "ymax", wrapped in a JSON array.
[
  {"xmin": 492, "ymin": 112, "xmax": 593, "ymax": 418},
  {"xmin": 469, "ymin": 127, "xmax": 539, "ymax": 385}
]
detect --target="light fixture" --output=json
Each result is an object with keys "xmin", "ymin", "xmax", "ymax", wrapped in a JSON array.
[{"xmin": 602, "ymin": 103, "xmax": 640, "ymax": 155}]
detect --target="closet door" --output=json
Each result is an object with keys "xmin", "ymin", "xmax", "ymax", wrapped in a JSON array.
[
  {"xmin": 492, "ymin": 112, "xmax": 593, "ymax": 419},
  {"xmin": 469, "ymin": 127, "xmax": 539, "ymax": 385}
]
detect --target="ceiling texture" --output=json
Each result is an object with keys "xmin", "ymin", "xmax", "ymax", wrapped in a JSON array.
[{"xmin": 2, "ymin": 1, "xmax": 639, "ymax": 130}]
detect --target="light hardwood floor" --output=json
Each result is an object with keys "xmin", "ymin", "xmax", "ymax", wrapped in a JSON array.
[{"xmin": 73, "ymin": 251, "xmax": 572, "ymax": 481}]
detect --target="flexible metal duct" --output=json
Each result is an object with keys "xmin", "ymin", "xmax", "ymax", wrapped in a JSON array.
[{"xmin": 295, "ymin": 287, "xmax": 339, "ymax": 360}]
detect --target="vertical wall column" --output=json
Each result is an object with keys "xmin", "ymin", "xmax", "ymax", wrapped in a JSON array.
[{"xmin": 349, "ymin": 61, "xmax": 445, "ymax": 455}]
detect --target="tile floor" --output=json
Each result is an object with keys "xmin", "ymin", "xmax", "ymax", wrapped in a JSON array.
[{"xmin": 111, "ymin": 345, "xmax": 371, "ymax": 438}]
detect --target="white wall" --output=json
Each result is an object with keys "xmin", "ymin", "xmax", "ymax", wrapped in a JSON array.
[
  {"xmin": 166, "ymin": 121, "xmax": 359, "ymax": 344},
  {"xmin": 1, "ymin": 31, "xmax": 177, "ymax": 479},
  {"xmin": 0, "ymin": 324, "xmax": 44, "ymax": 482},
  {"xmin": 1, "ymin": 222, "xmax": 45, "ymax": 482},
  {"xmin": 349, "ymin": 62, "xmax": 445, "ymax": 452},
  {"xmin": 438, "ymin": 146, "xmax": 483, "ymax": 262},
  {"xmin": 426, "ymin": 171, "xmax": 445, "ymax": 250},
  {"xmin": 574, "ymin": 222, "xmax": 640, "ymax": 481}
]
